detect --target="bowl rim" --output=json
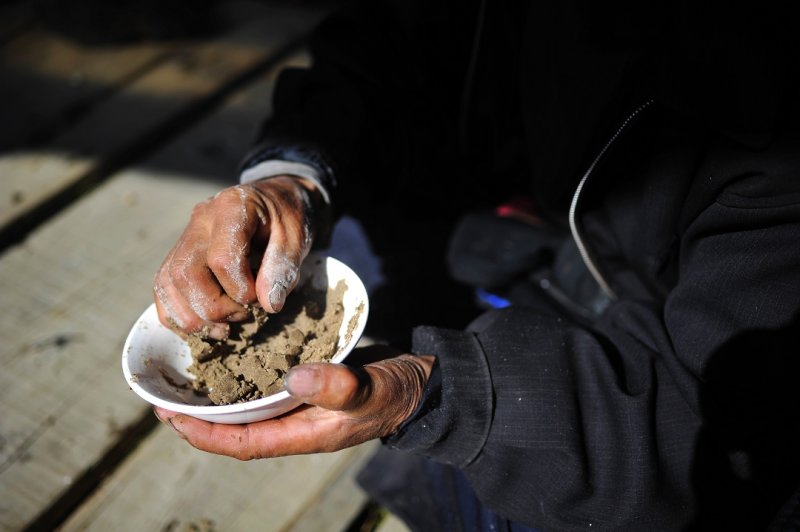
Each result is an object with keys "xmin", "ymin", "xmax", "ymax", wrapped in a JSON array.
[{"xmin": 122, "ymin": 254, "xmax": 369, "ymax": 416}]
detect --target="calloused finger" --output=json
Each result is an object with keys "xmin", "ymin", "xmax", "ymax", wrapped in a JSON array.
[
  {"xmin": 255, "ymin": 212, "xmax": 310, "ymax": 313},
  {"xmin": 166, "ymin": 220, "xmax": 248, "ymax": 324},
  {"xmin": 154, "ymin": 249, "xmax": 230, "ymax": 339},
  {"xmin": 206, "ymin": 186, "xmax": 262, "ymax": 305},
  {"xmin": 167, "ymin": 233, "xmax": 249, "ymax": 323},
  {"xmin": 173, "ymin": 260, "xmax": 250, "ymax": 323}
]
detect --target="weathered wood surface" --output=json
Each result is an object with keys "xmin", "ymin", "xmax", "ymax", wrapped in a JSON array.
[
  {"xmin": 0, "ymin": 167, "xmax": 223, "ymax": 531},
  {"xmin": 0, "ymin": 1, "xmax": 328, "ymax": 248},
  {"xmin": 59, "ymin": 427, "xmax": 377, "ymax": 532},
  {"xmin": 0, "ymin": 29, "xmax": 168, "ymax": 150},
  {"xmin": 0, "ymin": 3, "xmax": 387, "ymax": 529},
  {"xmin": 283, "ymin": 441, "xmax": 378, "ymax": 532}
]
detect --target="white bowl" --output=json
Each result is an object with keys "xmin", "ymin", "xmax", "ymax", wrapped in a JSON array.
[{"xmin": 122, "ymin": 254, "xmax": 369, "ymax": 424}]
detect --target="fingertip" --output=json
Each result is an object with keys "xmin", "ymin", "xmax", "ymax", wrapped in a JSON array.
[
  {"xmin": 285, "ymin": 365, "xmax": 322, "ymax": 399},
  {"xmin": 206, "ymin": 322, "xmax": 230, "ymax": 341},
  {"xmin": 154, "ymin": 407, "xmax": 179, "ymax": 429},
  {"xmin": 254, "ymin": 279, "xmax": 273, "ymax": 313},
  {"xmin": 257, "ymin": 246, "xmax": 302, "ymax": 313},
  {"xmin": 255, "ymin": 276, "xmax": 289, "ymax": 313},
  {"xmin": 286, "ymin": 363, "xmax": 365, "ymax": 411},
  {"xmin": 224, "ymin": 310, "xmax": 252, "ymax": 323},
  {"xmin": 268, "ymin": 282, "xmax": 287, "ymax": 313}
]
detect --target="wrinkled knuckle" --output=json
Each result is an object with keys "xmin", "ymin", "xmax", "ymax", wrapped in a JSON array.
[
  {"xmin": 217, "ymin": 187, "xmax": 243, "ymax": 205},
  {"xmin": 176, "ymin": 313, "xmax": 204, "ymax": 333},
  {"xmin": 167, "ymin": 261, "xmax": 189, "ymax": 287},
  {"xmin": 393, "ymin": 356, "xmax": 427, "ymax": 381},
  {"xmin": 222, "ymin": 258, "xmax": 251, "ymax": 290},
  {"xmin": 223, "ymin": 185, "xmax": 264, "ymax": 210},
  {"xmin": 219, "ymin": 186, "xmax": 240, "ymax": 198},
  {"xmin": 207, "ymin": 251, "xmax": 230, "ymax": 273},
  {"xmin": 237, "ymin": 183, "xmax": 261, "ymax": 199},
  {"xmin": 190, "ymin": 199, "xmax": 212, "ymax": 220},
  {"xmin": 202, "ymin": 305, "xmax": 230, "ymax": 323}
]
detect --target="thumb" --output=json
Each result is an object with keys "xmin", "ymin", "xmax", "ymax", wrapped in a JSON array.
[
  {"xmin": 256, "ymin": 246, "xmax": 303, "ymax": 313},
  {"xmin": 285, "ymin": 363, "xmax": 369, "ymax": 411},
  {"xmin": 286, "ymin": 355, "xmax": 435, "ymax": 428}
]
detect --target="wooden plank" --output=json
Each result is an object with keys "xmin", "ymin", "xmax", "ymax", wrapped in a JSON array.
[
  {"xmin": 284, "ymin": 441, "xmax": 377, "ymax": 532},
  {"xmin": 0, "ymin": 29, "xmax": 169, "ymax": 150},
  {"xmin": 0, "ymin": 0, "xmax": 310, "ymax": 149},
  {"xmin": 58, "ymin": 427, "xmax": 378, "ymax": 532},
  {"xmin": 0, "ymin": 152, "xmax": 93, "ymax": 230},
  {"xmin": 0, "ymin": 2, "xmax": 330, "ymax": 247},
  {"xmin": 0, "ymin": 168, "xmax": 223, "ymax": 532},
  {"xmin": 140, "ymin": 48, "xmax": 311, "ymax": 181}
]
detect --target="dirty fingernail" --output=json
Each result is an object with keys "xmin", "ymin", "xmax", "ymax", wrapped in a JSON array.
[
  {"xmin": 170, "ymin": 419, "xmax": 186, "ymax": 439},
  {"xmin": 157, "ymin": 413, "xmax": 186, "ymax": 439},
  {"xmin": 226, "ymin": 309, "xmax": 251, "ymax": 322},
  {"xmin": 286, "ymin": 366, "xmax": 321, "ymax": 399},
  {"xmin": 269, "ymin": 282, "xmax": 287, "ymax": 312},
  {"xmin": 154, "ymin": 408, "xmax": 181, "ymax": 434},
  {"xmin": 207, "ymin": 323, "xmax": 230, "ymax": 341}
]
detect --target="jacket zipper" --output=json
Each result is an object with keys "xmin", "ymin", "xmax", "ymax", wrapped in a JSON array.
[{"xmin": 568, "ymin": 99, "xmax": 655, "ymax": 300}]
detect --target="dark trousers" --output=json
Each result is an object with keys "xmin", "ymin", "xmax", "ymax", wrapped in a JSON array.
[{"xmin": 357, "ymin": 446, "xmax": 540, "ymax": 532}]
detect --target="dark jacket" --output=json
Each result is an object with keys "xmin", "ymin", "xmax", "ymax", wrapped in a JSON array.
[{"xmin": 244, "ymin": 1, "xmax": 800, "ymax": 529}]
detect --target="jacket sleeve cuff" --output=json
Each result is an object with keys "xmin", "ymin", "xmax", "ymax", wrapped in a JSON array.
[
  {"xmin": 239, "ymin": 159, "xmax": 331, "ymax": 204},
  {"xmin": 238, "ymin": 142, "xmax": 337, "ymax": 205},
  {"xmin": 384, "ymin": 326, "xmax": 494, "ymax": 467}
]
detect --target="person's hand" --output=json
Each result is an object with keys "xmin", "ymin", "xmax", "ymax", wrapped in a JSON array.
[
  {"xmin": 153, "ymin": 352, "xmax": 435, "ymax": 459},
  {"xmin": 154, "ymin": 176, "xmax": 322, "ymax": 339}
]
